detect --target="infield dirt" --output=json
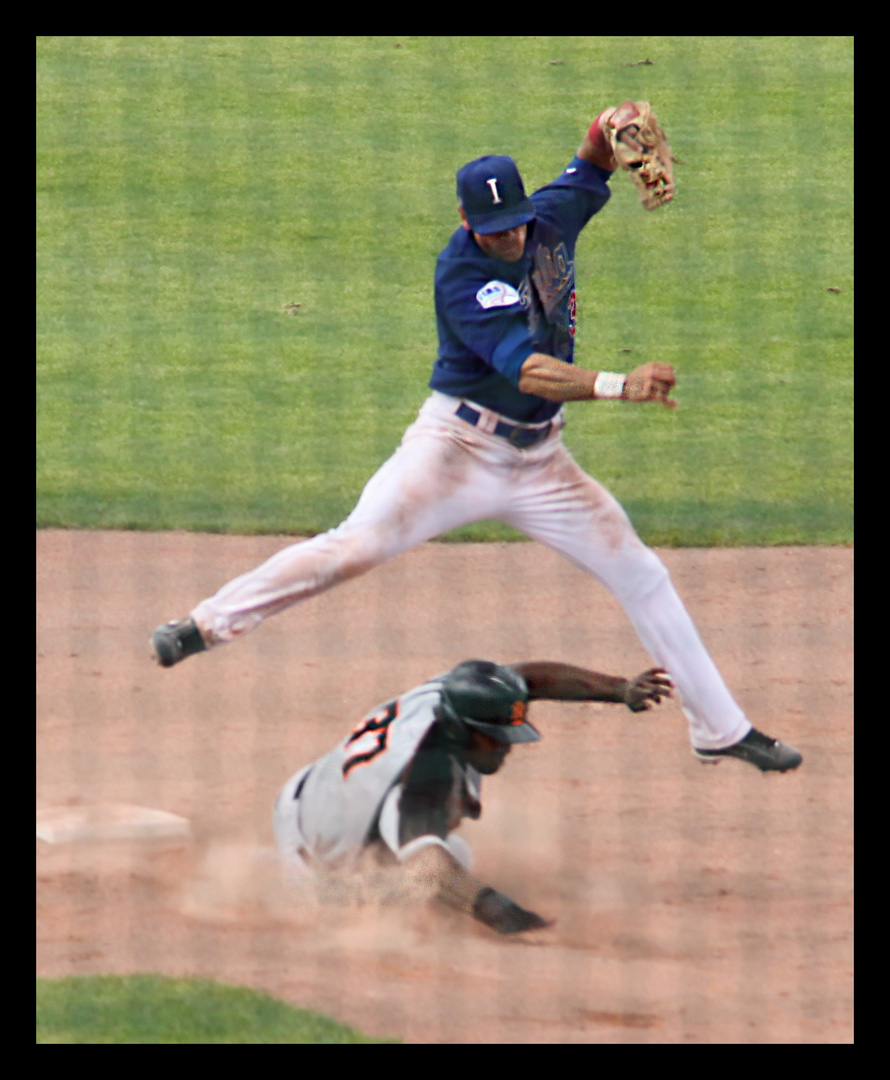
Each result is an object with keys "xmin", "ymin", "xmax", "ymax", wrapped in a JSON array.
[{"xmin": 37, "ymin": 530, "xmax": 853, "ymax": 1043}]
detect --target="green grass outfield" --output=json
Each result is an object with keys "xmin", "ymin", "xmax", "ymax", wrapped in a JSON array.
[
  {"xmin": 36, "ymin": 36, "xmax": 853, "ymax": 545},
  {"xmin": 36, "ymin": 975, "xmax": 398, "ymax": 1044}
]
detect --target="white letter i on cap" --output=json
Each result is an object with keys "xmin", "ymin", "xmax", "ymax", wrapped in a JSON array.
[{"xmin": 486, "ymin": 178, "xmax": 503, "ymax": 204}]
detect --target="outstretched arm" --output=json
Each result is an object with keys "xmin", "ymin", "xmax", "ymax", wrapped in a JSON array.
[
  {"xmin": 402, "ymin": 842, "xmax": 552, "ymax": 935},
  {"xmin": 510, "ymin": 661, "xmax": 674, "ymax": 714}
]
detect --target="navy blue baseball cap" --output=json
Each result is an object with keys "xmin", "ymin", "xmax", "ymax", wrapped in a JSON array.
[{"xmin": 456, "ymin": 155, "xmax": 536, "ymax": 235}]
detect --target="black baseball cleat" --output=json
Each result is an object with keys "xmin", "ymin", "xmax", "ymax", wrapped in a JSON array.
[
  {"xmin": 694, "ymin": 727, "xmax": 803, "ymax": 773},
  {"xmin": 151, "ymin": 617, "xmax": 207, "ymax": 668}
]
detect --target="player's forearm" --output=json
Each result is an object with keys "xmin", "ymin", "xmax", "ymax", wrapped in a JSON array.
[
  {"xmin": 520, "ymin": 354, "xmax": 676, "ymax": 409},
  {"xmin": 403, "ymin": 842, "xmax": 487, "ymax": 912},
  {"xmin": 518, "ymin": 352, "xmax": 601, "ymax": 401},
  {"xmin": 403, "ymin": 842, "xmax": 550, "ymax": 935},
  {"xmin": 510, "ymin": 661, "xmax": 627, "ymax": 704}
]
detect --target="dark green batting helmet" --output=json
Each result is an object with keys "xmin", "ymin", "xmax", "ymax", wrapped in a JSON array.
[{"xmin": 438, "ymin": 660, "xmax": 541, "ymax": 744}]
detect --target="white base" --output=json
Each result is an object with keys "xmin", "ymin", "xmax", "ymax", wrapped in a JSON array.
[{"xmin": 36, "ymin": 803, "xmax": 190, "ymax": 844}]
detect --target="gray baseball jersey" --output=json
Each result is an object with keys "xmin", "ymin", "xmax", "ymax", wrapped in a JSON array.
[{"xmin": 274, "ymin": 674, "xmax": 482, "ymax": 871}]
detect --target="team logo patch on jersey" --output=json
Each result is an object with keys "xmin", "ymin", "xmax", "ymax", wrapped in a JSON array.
[{"xmin": 476, "ymin": 280, "xmax": 522, "ymax": 310}]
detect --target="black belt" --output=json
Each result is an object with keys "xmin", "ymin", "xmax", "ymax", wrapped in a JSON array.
[{"xmin": 455, "ymin": 401, "xmax": 554, "ymax": 449}]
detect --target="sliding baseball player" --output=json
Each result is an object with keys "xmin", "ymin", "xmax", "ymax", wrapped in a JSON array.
[{"xmin": 274, "ymin": 658, "xmax": 674, "ymax": 934}]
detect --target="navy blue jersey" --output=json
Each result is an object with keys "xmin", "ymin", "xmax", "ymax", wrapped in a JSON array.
[{"xmin": 429, "ymin": 157, "xmax": 612, "ymax": 423}]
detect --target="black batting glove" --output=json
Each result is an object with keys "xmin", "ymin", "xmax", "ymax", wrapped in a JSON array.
[{"xmin": 471, "ymin": 887, "xmax": 552, "ymax": 935}]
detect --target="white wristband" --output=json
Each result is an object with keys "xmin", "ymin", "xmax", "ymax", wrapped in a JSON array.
[{"xmin": 593, "ymin": 371, "xmax": 627, "ymax": 399}]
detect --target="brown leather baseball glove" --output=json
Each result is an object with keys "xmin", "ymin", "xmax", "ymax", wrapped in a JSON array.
[{"xmin": 606, "ymin": 101, "xmax": 676, "ymax": 210}]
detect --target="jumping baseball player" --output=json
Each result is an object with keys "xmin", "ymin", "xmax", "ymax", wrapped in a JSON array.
[
  {"xmin": 274, "ymin": 659, "xmax": 675, "ymax": 935},
  {"xmin": 152, "ymin": 101, "xmax": 802, "ymax": 774}
]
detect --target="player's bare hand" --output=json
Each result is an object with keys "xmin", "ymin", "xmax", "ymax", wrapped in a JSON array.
[
  {"xmin": 624, "ymin": 362, "xmax": 677, "ymax": 409},
  {"xmin": 623, "ymin": 668, "xmax": 674, "ymax": 712}
]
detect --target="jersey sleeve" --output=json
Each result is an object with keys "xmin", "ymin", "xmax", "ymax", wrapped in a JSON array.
[
  {"xmin": 374, "ymin": 722, "xmax": 480, "ymax": 859},
  {"xmin": 394, "ymin": 745, "xmax": 455, "ymax": 847},
  {"xmin": 376, "ymin": 783, "xmax": 444, "ymax": 859},
  {"xmin": 531, "ymin": 156, "xmax": 612, "ymax": 237},
  {"xmin": 377, "ymin": 784, "xmax": 475, "ymax": 869},
  {"xmin": 436, "ymin": 267, "xmax": 537, "ymax": 387}
]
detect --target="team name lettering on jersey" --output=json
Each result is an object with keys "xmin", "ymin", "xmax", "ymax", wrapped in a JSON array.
[
  {"xmin": 476, "ymin": 280, "xmax": 522, "ymax": 310},
  {"xmin": 532, "ymin": 242, "xmax": 574, "ymax": 309}
]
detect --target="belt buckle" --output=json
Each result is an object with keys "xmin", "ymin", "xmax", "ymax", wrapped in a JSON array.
[{"xmin": 508, "ymin": 423, "xmax": 549, "ymax": 449}]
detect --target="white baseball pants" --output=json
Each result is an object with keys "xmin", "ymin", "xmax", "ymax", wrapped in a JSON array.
[{"xmin": 192, "ymin": 392, "xmax": 751, "ymax": 751}]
